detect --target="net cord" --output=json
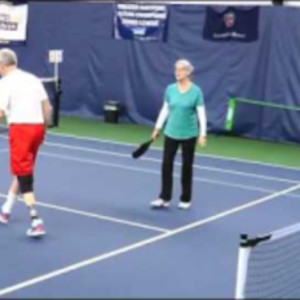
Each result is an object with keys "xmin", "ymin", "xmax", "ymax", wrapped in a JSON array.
[
  {"xmin": 270, "ymin": 222, "xmax": 300, "ymax": 241},
  {"xmin": 235, "ymin": 97, "xmax": 300, "ymax": 112}
]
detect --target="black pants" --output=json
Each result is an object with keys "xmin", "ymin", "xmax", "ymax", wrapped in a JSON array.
[{"xmin": 159, "ymin": 135, "xmax": 197, "ymax": 203}]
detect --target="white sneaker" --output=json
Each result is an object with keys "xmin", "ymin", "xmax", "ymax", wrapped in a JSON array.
[
  {"xmin": 26, "ymin": 218, "xmax": 46, "ymax": 238},
  {"xmin": 150, "ymin": 199, "xmax": 170, "ymax": 209},
  {"xmin": 178, "ymin": 202, "xmax": 191, "ymax": 210},
  {"xmin": 0, "ymin": 212, "xmax": 10, "ymax": 224}
]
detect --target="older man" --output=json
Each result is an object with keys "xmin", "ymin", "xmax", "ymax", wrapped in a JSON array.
[{"xmin": 0, "ymin": 48, "xmax": 52, "ymax": 237}]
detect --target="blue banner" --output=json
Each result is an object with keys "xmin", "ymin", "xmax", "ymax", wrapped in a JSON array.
[
  {"xmin": 203, "ymin": 7, "xmax": 259, "ymax": 42},
  {"xmin": 113, "ymin": 3, "xmax": 169, "ymax": 41}
]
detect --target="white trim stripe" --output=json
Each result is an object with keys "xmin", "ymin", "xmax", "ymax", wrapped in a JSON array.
[{"xmin": 0, "ymin": 194, "xmax": 169, "ymax": 233}]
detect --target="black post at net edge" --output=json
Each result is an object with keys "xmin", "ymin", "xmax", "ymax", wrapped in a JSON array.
[{"xmin": 50, "ymin": 79, "xmax": 62, "ymax": 128}]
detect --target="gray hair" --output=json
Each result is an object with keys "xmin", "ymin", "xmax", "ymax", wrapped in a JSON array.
[
  {"xmin": 0, "ymin": 48, "xmax": 18, "ymax": 66},
  {"xmin": 175, "ymin": 59, "xmax": 195, "ymax": 74}
]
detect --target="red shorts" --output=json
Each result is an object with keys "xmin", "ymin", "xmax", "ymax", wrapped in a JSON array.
[{"xmin": 9, "ymin": 124, "xmax": 45, "ymax": 176}]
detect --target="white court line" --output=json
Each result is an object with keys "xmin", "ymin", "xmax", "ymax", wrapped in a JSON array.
[
  {"xmin": 40, "ymin": 140, "xmax": 299, "ymax": 185},
  {"xmin": 0, "ymin": 134, "xmax": 299, "ymax": 185},
  {"xmin": 1, "ymin": 127, "xmax": 300, "ymax": 172},
  {"xmin": 0, "ymin": 148, "xmax": 8, "ymax": 153},
  {"xmin": 0, "ymin": 146, "xmax": 299, "ymax": 198},
  {"xmin": 1, "ymin": 183, "xmax": 299, "ymax": 297},
  {"xmin": 40, "ymin": 151, "xmax": 300, "ymax": 199},
  {"xmin": 46, "ymin": 131, "xmax": 300, "ymax": 172},
  {"xmin": 0, "ymin": 194, "xmax": 169, "ymax": 234}
]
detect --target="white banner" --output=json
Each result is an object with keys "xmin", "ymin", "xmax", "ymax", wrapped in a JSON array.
[{"xmin": 0, "ymin": 2, "xmax": 28, "ymax": 44}]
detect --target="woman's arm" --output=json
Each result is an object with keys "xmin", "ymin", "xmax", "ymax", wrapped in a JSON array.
[
  {"xmin": 152, "ymin": 102, "xmax": 169, "ymax": 140},
  {"xmin": 197, "ymin": 106, "xmax": 207, "ymax": 137},
  {"xmin": 197, "ymin": 105, "xmax": 207, "ymax": 147},
  {"xmin": 155, "ymin": 102, "xmax": 169, "ymax": 129}
]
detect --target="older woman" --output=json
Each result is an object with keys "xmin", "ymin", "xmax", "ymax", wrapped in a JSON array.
[{"xmin": 151, "ymin": 59, "xmax": 207, "ymax": 210}]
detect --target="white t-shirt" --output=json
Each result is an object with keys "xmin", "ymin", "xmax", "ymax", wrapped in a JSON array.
[{"xmin": 0, "ymin": 69, "xmax": 48, "ymax": 124}]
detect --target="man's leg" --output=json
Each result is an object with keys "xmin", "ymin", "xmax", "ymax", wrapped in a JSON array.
[
  {"xmin": 7, "ymin": 124, "xmax": 45, "ymax": 235},
  {"xmin": 0, "ymin": 177, "xmax": 19, "ymax": 224},
  {"xmin": 17, "ymin": 174, "xmax": 45, "ymax": 237}
]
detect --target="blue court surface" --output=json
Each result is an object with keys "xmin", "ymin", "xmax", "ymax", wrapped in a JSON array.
[{"xmin": 0, "ymin": 132, "xmax": 300, "ymax": 298}]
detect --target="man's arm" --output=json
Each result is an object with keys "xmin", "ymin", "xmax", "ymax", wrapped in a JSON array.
[
  {"xmin": 42, "ymin": 99, "xmax": 53, "ymax": 127},
  {"xmin": 36, "ymin": 79, "xmax": 52, "ymax": 127},
  {"xmin": 0, "ymin": 81, "xmax": 10, "ymax": 123},
  {"xmin": 0, "ymin": 109, "xmax": 5, "ymax": 122}
]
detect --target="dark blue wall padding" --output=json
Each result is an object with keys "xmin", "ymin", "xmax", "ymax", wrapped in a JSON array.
[{"xmin": 6, "ymin": 3, "xmax": 300, "ymax": 144}]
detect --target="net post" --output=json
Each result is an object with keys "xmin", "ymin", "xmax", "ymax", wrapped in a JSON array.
[
  {"xmin": 54, "ymin": 61, "xmax": 59, "ymax": 85},
  {"xmin": 235, "ymin": 234, "xmax": 251, "ymax": 299},
  {"xmin": 225, "ymin": 97, "xmax": 237, "ymax": 131},
  {"xmin": 52, "ymin": 78, "xmax": 62, "ymax": 127}
]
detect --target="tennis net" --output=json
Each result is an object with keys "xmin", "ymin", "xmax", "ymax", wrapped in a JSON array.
[
  {"xmin": 225, "ymin": 97, "xmax": 300, "ymax": 144},
  {"xmin": 235, "ymin": 223, "xmax": 300, "ymax": 299}
]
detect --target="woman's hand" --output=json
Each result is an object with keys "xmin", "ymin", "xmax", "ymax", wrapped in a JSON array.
[
  {"xmin": 151, "ymin": 128, "xmax": 160, "ymax": 141},
  {"xmin": 198, "ymin": 136, "xmax": 207, "ymax": 147}
]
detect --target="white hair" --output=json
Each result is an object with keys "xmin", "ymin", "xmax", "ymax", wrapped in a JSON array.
[
  {"xmin": 175, "ymin": 59, "xmax": 195, "ymax": 74},
  {"xmin": 0, "ymin": 48, "xmax": 18, "ymax": 66}
]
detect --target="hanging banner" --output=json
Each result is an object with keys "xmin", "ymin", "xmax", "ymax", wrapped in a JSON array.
[
  {"xmin": 113, "ymin": 3, "xmax": 169, "ymax": 42},
  {"xmin": 203, "ymin": 7, "xmax": 259, "ymax": 42},
  {"xmin": 0, "ymin": 1, "xmax": 28, "ymax": 45}
]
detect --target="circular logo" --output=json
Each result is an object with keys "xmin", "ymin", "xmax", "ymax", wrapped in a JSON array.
[{"xmin": 224, "ymin": 12, "xmax": 235, "ymax": 29}]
